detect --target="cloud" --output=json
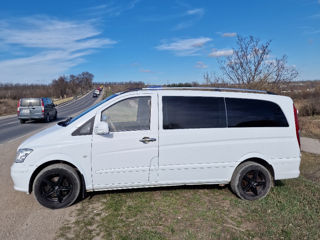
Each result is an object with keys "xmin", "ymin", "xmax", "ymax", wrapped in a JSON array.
[
  {"xmin": 195, "ymin": 61, "xmax": 208, "ymax": 69},
  {"xmin": 0, "ymin": 16, "xmax": 116, "ymax": 83},
  {"xmin": 156, "ymin": 37, "xmax": 212, "ymax": 56},
  {"xmin": 140, "ymin": 68, "xmax": 153, "ymax": 73},
  {"xmin": 221, "ymin": 32, "xmax": 237, "ymax": 37},
  {"xmin": 142, "ymin": 6, "xmax": 204, "ymax": 30},
  {"xmin": 209, "ymin": 49, "xmax": 234, "ymax": 57},
  {"xmin": 174, "ymin": 8, "xmax": 205, "ymax": 30},
  {"xmin": 0, "ymin": 51, "xmax": 88, "ymax": 84},
  {"xmin": 84, "ymin": 0, "xmax": 140, "ymax": 18},
  {"xmin": 186, "ymin": 8, "xmax": 204, "ymax": 16}
]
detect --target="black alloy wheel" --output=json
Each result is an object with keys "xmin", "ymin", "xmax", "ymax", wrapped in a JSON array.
[
  {"xmin": 33, "ymin": 164, "xmax": 81, "ymax": 209},
  {"xmin": 45, "ymin": 114, "xmax": 50, "ymax": 122},
  {"xmin": 240, "ymin": 169, "xmax": 267, "ymax": 197},
  {"xmin": 40, "ymin": 173, "xmax": 73, "ymax": 204},
  {"xmin": 231, "ymin": 161, "xmax": 272, "ymax": 200}
]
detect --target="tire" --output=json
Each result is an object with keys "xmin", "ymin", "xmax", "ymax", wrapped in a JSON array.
[
  {"xmin": 44, "ymin": 114, "xmax": 50, "ymax": 123},
  {"xmin": 230, "ymin": 161, "xmax": 272, "ymax": 200},
  {"xmin": 54, "ymin": 111, "xmax": 57, "ymax": 120},
  {"xmin": 33, "ymin": 164, "xmax": 81, "ymax": 209},
  {"xmin": 19, "ymin": 119, "xmax": 26, "ymax": 124}
]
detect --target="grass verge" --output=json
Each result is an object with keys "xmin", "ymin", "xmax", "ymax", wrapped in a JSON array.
[
  {"xmin": 53, "ymin": 96, "xmax": 74, "ymax": 106},
  {"xmin": 57, "ymin": 152, "xmax": 320, "ymax": 240},
  {"xmin": 299, "ymin": 115, "xmax": 320, "ymax": 139}
]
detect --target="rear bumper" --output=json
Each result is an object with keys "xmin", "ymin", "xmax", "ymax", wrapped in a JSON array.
[
  {"xmin": 18, "ymin": 114, "xmax": 44, "ymax": 120},
  {"xmin": 272, "ymin": 156, "xmax": 301, "ymax": 180}
]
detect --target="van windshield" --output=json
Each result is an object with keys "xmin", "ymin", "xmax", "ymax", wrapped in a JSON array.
[
  {"xmin": 57, "ymin": 93, "xmax": 119, "ymax": 127},
  {"xmin": 21, "ymin": 98, "xmax": 41, "ymax": 107}
]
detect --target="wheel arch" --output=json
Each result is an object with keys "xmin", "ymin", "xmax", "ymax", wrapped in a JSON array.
[
  {"xmin": 235, "ymin": 157, "xmax": 275, "ymax": 180},
  {"xmin": 28, "ymin": 160, "xmax": 86, "ymax": 196}
]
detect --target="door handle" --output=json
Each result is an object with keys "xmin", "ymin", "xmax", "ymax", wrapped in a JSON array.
[{"xmin": 139, "ymin": 137, "xmax": 157, "ymax": 144}]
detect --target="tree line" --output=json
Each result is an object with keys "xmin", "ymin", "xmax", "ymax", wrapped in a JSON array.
[{"xmin": 0, "ymin": 72, "xmax": 94, "ymax": 100}]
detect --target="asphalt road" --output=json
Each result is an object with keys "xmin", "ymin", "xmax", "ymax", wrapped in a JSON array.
[{"xmin": 0, "ymin": 90, "xmax": 99, "ymax": 144}]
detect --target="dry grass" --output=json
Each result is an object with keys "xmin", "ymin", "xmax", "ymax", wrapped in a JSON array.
[
  {"xmin": 300, "ymin": 152, "xmax": 320, "ymax": 183},
  {"xmin": 53, "ymin": 96, "xmax": 74, "ymax": 105},
  {"xmin": 299, "ymin": 115, "xmax": 320, "ymax": 139},
  {"xmin": 0, "ymin": 98, "xmax": 17, "ymax": 116}
]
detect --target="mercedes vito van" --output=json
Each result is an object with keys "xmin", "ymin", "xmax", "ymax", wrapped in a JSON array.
[
  {"xmin": 11, "ymin": 87, "xmax": 301, "ymax": 209},
  {"xmin": 17, "ymin": 97, "xmax": 57, "ymax": 123}
]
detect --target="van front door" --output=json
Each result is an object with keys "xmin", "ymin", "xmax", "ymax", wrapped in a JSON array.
[{"xmin": 91, "ymin": 93, "xmax": 159, "ymax": 190}]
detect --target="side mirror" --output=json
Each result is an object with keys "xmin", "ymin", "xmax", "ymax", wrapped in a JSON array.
[{"xmin": 94, "ymin": 121, "xmax": 109, "ymax": 135}]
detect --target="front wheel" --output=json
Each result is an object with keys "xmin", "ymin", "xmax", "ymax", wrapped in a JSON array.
[
  {"xmin": 230, "ymin": 161, "xmax": 272, "ymax": 200},
  {"xmin": 33, "ymin": 164, "xmax": 81, "ymax": 209}
]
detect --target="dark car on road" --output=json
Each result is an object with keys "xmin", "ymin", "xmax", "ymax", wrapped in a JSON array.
[{"xmin": 17, "ymin": 98, "xmax": 57, "ymax": 124}]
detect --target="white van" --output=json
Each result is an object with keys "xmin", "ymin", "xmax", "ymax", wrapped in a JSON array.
[{"xmin": 11, "ymin": 87, "xmax": 301, "ymax": 209}]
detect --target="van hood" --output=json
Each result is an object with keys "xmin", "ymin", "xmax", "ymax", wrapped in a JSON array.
[{"xmin": 18, "ymin": 124, "xmax": 63, "ymax": 149}]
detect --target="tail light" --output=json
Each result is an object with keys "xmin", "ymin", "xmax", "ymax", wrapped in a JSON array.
[
  {"xmin": 293, "ymin": 104, "xmax": 300, "ymax": 148},
  {"xmin": 17, "ymin": 100, "xmax": 20, "ymax": 114},
  {"xmin": 41, "ymin": 99, "xmax": 45, "ymax": 113}
]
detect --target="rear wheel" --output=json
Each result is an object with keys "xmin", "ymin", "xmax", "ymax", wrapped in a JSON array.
[
  {"xmin": 44, "ymin": 114, "xmax": 50, "ymax": 123},
  {"xmin": 33, "ymin": 164, "xmax": 81, "ymax": 209},
  {"xmin": 231, "ymin": 161, "xmax": 272, "ymax": 200},
  {"xmin": 53, "ymin": 111, "xmax": 57, "ymax": 120},
  {"xmin": 19, "ymin": 119, "xmax": 25, "ymax": 124}
]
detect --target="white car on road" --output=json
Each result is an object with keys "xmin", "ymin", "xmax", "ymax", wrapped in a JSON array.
[{"xmin": 11, "ymin": 87, "xmax": 301, "ymax": 209}]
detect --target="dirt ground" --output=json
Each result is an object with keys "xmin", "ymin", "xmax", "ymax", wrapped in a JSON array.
[{"xmin": 0, "ymin": 134, "xmax": 77, "ymax": 240}]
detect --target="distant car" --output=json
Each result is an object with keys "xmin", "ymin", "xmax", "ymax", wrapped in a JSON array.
[
  {"xmin": 93, "ymin": 89, "xmax": 100, "ymax": 98},
  {"xmin": 17, "ymin": 98, "xmax": 57, "ymax": 124}
]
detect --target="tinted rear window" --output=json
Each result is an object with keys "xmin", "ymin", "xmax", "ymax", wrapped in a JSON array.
[
  {"xmin": 163, "ymin": 96, "xmax": 226, "ymax": 129},
  {"xmin": 20, "ymin": 98, "xmax": 41, "ymax": 107},
  {"xmin": 226, "ymin": 98, "xmax": 289, "ymax": 127}
]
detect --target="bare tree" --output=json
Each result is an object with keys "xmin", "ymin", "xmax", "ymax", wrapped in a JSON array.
[
  {"xmin": 52, "ymin": 76, "xmax": 68, "ymax": 98},
  {"xmin": 217, "ymin": 36, "xmax": 298, "ymax": 89}
]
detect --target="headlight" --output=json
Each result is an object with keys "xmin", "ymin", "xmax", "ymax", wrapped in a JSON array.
[{"xmin": 15, "ymin": 148, "xmax": 33, "ymax": 163}]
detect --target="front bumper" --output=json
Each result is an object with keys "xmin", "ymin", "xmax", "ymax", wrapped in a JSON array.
[{"xmin": 11, "ymin": 163, "xmax": 33, "ymax": 193}]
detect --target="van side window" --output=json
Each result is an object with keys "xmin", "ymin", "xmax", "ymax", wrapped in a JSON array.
[
  {"xmin": 72, "ymin": 117, "xmax": 95, "ymax": 136},
  {"xmin": 163, "ymin": 96, "xmax": 226, "ymax": 129},
  {"xmin": 101, "ymin": 97, "xmax": 151, "ymax": 132},
  {"xmin": 226, "ymin": 98, "xmax": 289, "ymax": 127}
]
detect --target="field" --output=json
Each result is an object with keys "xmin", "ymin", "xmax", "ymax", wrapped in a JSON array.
[
  {"xmin": 57, "ymin": 152, "xmax": 320, "ymax": 240},
  {"xmin": 299, "ymin": 115, "xmax": 320, "ymax": 139},
  {"xmin": 0, "ymin": 98, "xmax": 17, "ymax": 116}
]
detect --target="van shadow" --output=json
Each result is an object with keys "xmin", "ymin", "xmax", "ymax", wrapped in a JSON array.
[
  {"xmin": 274, "ymin": 180, "xmax": 285, "ymax": 187},
  {"xmin": 78, "ymin": 184, "xmax": 229, "ymax": 203}
]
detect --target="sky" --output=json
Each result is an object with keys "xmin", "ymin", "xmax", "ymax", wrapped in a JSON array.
[{"xmin": 0, "ymin": 0, "xmax": 320, "ymax": 84}]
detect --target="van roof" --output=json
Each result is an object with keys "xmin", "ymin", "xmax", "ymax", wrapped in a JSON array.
[{"xmin": 121, "ymin": 86, "xmax": 276, "ymax": 95}]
